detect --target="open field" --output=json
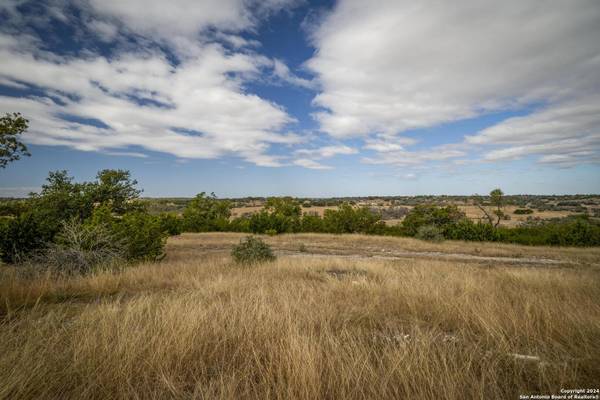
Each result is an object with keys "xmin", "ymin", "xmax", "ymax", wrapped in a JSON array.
[
  {"xmin": 227, "ymin": 200, "xmax": 600, "ymax": 227},
  {"xmin": 1, "ymin": 233, "xmax": 599, "ymax": 399},
  {"xmin": 134, "ymin": 195, "xmax": 600, "ymax": 228}
]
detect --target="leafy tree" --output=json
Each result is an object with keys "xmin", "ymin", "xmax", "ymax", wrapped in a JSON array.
[
  {"xmin": 0, "ymin": 212, "xmax": 48, "ymax": 263},
  {"xmin": 300, "ymin": 214, "xmax": 325, "ymax": 233},
  {"xmin": 264, "ymin": 197, "xmax": 301, "ymax": 218},
  {"xmin": 183, "ymin": 192, "xmax": 231, "ymax": 232},
  {"xmin": 114, "ymin": 211, "xmax": 167, "ymax": 261},
  {"xmin": 247, "ymin": 197, "xmax": 302, "ymax": 234},
  {"xmin": 0, "ymin": 112, "xmax": 30, "ymax": 168},
  {"xmin": 89, "ymin": 169, "xmax": 143, "ymax": 215},
  {"xmin": 474, "ymin": 188, "xmax": 505, "ymax": 228},
  {"xmin": 322, "ymin": 203, "xmax": 382, "ymax": 234},
  {"xmin": 401, "ymin": 204, "xmax": 466, "ymax": 236},
  {"xmin": 0, "ymin": 169, "xmax": 165, "ymax": 264},
  {"xmin": 28, "ymin": 171, "xmax": 91, "ymax": 241},
  {"xmin": 158, "ymin": 213, "xmax": 183, "ymax": 236}
]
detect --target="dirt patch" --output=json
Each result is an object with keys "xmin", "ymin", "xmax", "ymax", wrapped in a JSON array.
[{"xmin": 280, "ymin": 249, "xmax": 569, "ymax": 267}]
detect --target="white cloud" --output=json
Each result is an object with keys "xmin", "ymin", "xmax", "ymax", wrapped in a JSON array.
[
  {"xmin": 87, "ymin": 0, "xmax": 301, "ymax": 41},
  {"xmin": 272, "ymin": 59, "xmax": 316, "ymax": 89},
  {"xmin": 470, "ymin": 95, "xmax": 600, "ymax": 165},
  {"xmin": 307, "ymin": 0, "xmax": 600, "ymax": 166},
  {"xmin": 88, "ymin": 19, "xmax": 119, "ymax": 42},
  {"xmin": 293, "ymin": 158, "xmax": 332, "ymax": 170},
  {"xmin": 0, "ymin": 0, "xmax": 317, "ymax": 168},
  {"xmin": 292, "ymin": 144, "xmax": 356, "ymax": 169},
  {"xmin": 0, "ymin": 37, "xmax": 299, "ymax": 166},
  {"xmin": 363, "ymin": 145, "xmax": 466, "ymax": 167},
  {"xmin": 363, "ymin": 135, "xmax": 417, "ymax": 153},
  {"xmin": 295, "ymin": 144, "xmax": 357, "ymax": 158}
]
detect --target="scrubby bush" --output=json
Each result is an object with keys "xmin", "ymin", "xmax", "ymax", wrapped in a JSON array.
[
  {"xmin": 415, "ymin": 224, "xmax": 444, "ymax": 242},
  {"xmin": 34, "ymin": 218, "xmax": 124, "ymax": 274},
  {"xmin": 402, "ymin": 205, "xmax": 466, "ymax": 236},
  {"xmin": 322, "ymin": 203, "xmax": 382, "ymax": 234},
  {"xmin": 158, "ymin": 213, "xmax": 183, "ymax": 236},
  {"xmin": 444, "ymin": 219, "xmax": 498, "ymax": 241},
  {"xmin": 246, "ymin": 197, "xmax": 302, "ymax": 234},
  {"xmin": 228, "ymin": 216, "xmax": 251, "ymax": 233},
  {"xmin": 0, "ymin": 169, "xmax": 152, "ymax": 264},
  {"xmin": 0, "ymin": 212, "xmax": 49, "ymax": 263},
  {"xmin": 231, "ymin": 236, "xmax": 276, "ymax": 265},
  {"xmin": 514, "ymin": 208, "xmax": 534, "ymax": 215},
  {"xmin": 497, "ymin": 217, "xmax": 600, "ymax": 246},
  {"xmin": 115, "ymin": 212, "xmax": 167, "ymax": 261},
  {"xmin": 300, "ymin": 214, "xmax": 325, "ymax": 233},
  {"xmin": 182, "ymin": 192, "xmax": 231, "ymax": 232}
]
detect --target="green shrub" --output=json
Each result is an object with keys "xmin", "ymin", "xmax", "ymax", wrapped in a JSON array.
[
  {"xmin": 444, "ymin": 219, "xmax": 498, "ymax": 241},
  {"xmin": 114, "ymin": 212, "xmax": 167, "ymax": 261},
  {"xmin": 514, "ymin": 208, "xmax": 534, "ymax": 215},
  {"xmin": 0, "ymin": 212, "xmax": 50, "ymax": 263},
  {"xmin": 322, "ymin": 203, "xmax": 381, "ymax": 234},
  {"xmin": 300, "ymin": 214, "xmax": 325, "ymax": 233},
  {"xmin": 402, "ymin": 205, "xmax": 465, "ymax": 236},
  {"xmin": 228, "ymin": 216, "xmax": 251, "ymax": 233},
  {"xmin": 265, "ymin": 229, "xmax": 278, "ymax": 236},
  {"xmin": 247, "ymin": 197, "xmax": 302, "ymax": 234},
  {"xmin": 158, "ymin": 213, "xmax": 183, "ymax": 236},
  {"xmin": 182, "ymin": 192, "xmax": 231, "ymax": 232},
  {"xmin": 231, "ymin": 236, "xmax": 276, "ymax": 265},
  {"xmin": 415, "ymin": 224, "xmax": 444, "ymax": 242}
]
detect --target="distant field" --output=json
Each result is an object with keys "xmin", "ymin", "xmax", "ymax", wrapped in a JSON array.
[
  {"xmin": 1, "ymin": 233, "xmax": 599, "ymax": 399},
  {"xmin": 229, "ymin": 202, "xmax": 592, "ymax": 227},
  {"xmin": 457, "ymin": 204, "xmax": 575, "ymax": 227}
]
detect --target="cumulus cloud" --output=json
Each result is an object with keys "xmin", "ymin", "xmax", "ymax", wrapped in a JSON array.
[
  {"xmin": 293, "ymin": 158, "xmax": 332, "ymax": 170},
  {"xmin": 272, "ymin": 59, "xmax": 316, "ymax": 89},
  {"xmin": 363, "ymin": 135, "xmax": 417, "ymax": 153},
  {"xmin": 467, "ymin": 95, "xmax": 600, "ymax": 166},
  {"xmin": 87, "ymin": 0, "xmax": 301, "ymax": 41},
  {"xmin": 0, "ymin": 0, "xmax": 313, "ymax": 167},
  {"xmin": 307, "ymin": 0, "xmax": 600, "ymax": 166},
  {"xmin": 292, "ymin": 144, "xmax": 356, "ymax": 169},
  {"xmin": 362, "ymin": 145, "xmax": 466, "ymax": 167},
  {"xmin": 295, "ymin": 144, "xmax": 357, "ymax": 158}
]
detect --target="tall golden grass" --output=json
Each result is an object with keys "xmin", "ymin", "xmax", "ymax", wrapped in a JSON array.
[{"xmin": 1, "ymin": 233, "xmax": 599, "ymax": 399}]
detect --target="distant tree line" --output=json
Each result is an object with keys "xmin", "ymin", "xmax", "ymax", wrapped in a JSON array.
[
  {"xmin": 2, "ymin": 173, "xmax": 600, "ymax": 268},
  {"xmin": 175, "ymin": 189, "xmax": 600, "ymax": 247}
]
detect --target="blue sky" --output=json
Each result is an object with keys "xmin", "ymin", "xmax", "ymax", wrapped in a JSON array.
[{"xmin": 1, "ymin": 0, "xmax": 599, "ymax": 197}]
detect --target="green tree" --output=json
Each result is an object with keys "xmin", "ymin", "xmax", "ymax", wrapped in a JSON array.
[
  {"xmin": 254, "ymin": 197, "xmax": 302, "ymax": 234},
  {"xmin": 323, "ymin": 203, "xmax": 382, "ymax": 234},
  {"xmin": 183, "ymin": 192, "xmax": 231, "ymax": 232},
  {"xmin": 264, "ymin": 197, "xmax": 302, "ymax": 218},
  {"xmin": 401, "ymin": 204, "xmax": 466, "ymax": 236},
  {"xmin": 0, "ymin": 112, "xmax": 30, "ymax": 168},
  {"xmin": 474, "ymin": 188, "xmax": 505, "ymax": 228},
  {"xmin": 88, "ymin": 169, "xmax": 143, "ymax": 215},
  {"xmin": 115, "ymin": 212, "xmax": 167, "ymax": 261},
  {"xmin": 30, "ymin": 170, "xmax": 91, "ymax": 228}
]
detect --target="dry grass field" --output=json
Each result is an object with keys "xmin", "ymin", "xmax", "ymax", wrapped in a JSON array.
[{"xmin": 1, "ymin": 233, "xmax": 599, "ymax": 399}]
